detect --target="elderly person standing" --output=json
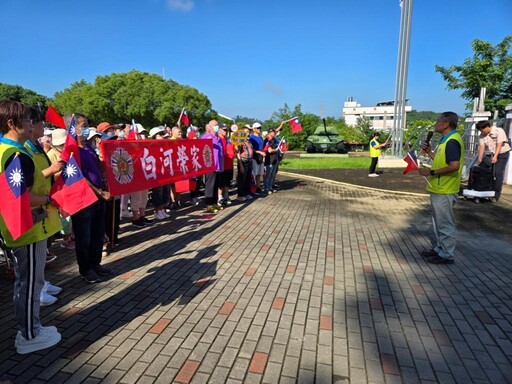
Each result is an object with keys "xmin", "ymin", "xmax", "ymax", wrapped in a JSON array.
[
  {"xmin": 475, "ymin": 120, "xmax": 511, "ymax": 202},
  {"xmin": 249, "ymin": 122, "xmax": 266, "ymax": 195},
  {"xmin": 0, "ymin": 100, "xmax": 62, "ymax": 353},
  {"xmin": 64, "ymin": 113, "xmax": 113, "ymax": 283},
  {"xmin": 202, "ymin": 120, "xmax": 224, "ymax": 213},
  {"xmin": 149, "ymin": 126, "xmax": 171, "ymax": 220},
  {"xmin": 235, "ymin": 124, "xmax": 254, "ymax": 201}
]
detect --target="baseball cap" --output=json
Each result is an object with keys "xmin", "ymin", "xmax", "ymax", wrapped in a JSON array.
[
  {"xmin": 87, "ymin": 128, "xmax": 102, "ymax": 141},
  {"xmin": 149, "ymin": 126, "xmax": 167, "ymax": 138},
  {"xmin": 243, "ymin": 124, "xmax": 251, "ymax": 129},
  {"xmin": 252, "ymin": 122, "xmax": 262, "ymax": 129}
]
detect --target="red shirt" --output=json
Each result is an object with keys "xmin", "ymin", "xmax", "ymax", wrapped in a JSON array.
[{"xmin": 219, "ymin": 137, "xmax": 234, "ymax": 170}]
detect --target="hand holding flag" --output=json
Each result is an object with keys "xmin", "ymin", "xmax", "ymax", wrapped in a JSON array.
[{"xmin": 0, "ymin": 153, "xmax": 34, "ymax": 240}]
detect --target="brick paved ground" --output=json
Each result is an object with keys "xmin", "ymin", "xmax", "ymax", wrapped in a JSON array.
[{"xmin": 1, "ymin": 174, "xmax": 511, "ymax": 384}]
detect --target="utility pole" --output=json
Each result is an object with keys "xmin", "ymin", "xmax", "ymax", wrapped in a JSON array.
[{"xmin": 392, "ymin": 0, "xmax": 413, "ymax": 157}]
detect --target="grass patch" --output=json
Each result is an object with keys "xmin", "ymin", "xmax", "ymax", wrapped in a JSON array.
[{"xmin": 280, "ymin": 157, "xmax": 369, "ymax": 169}]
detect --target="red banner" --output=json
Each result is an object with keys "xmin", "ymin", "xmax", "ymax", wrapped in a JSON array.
[{"xmin": 101, "ymin": 139, "xmax": 215, "ymax": 196}]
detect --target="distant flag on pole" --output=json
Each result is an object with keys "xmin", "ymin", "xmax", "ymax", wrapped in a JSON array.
[
  {"xmin": 278, "ymin": 138, "xmax": 288, "ymax": 153},
  {"xmin": 289, "ymin": 117, "xmax": 302, "ymax": 133},
  {"xmin": 0, "ymin": 153, "xmax": 34, "ymax": 239},
  {"xmin": 402, "ymin": 150, "xmax": 418, "ymax": 174},
  {"xmin": 50, "ymin": 153, "xmax": 98, "ymax": 217},
  {"xmin": 60, "ymin": 114, "xmax": 81, "ymax": 167},
  {"xmin": 127, "ymin": 119, "xmax": 137, "ymax": 140},
  {"xmin": 45, "ymin": 105, "xmax": 66, "ymax": 129}
]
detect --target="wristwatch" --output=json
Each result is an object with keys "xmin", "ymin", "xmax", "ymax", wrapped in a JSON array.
[{"xmin": 429, "ymin": 169, "xmax": 435, "ymax": 176}]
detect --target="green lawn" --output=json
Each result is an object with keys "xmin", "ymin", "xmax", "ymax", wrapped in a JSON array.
[{"xmin": 280, "ymin": 157, "xmax": 369, "ymax": 169}]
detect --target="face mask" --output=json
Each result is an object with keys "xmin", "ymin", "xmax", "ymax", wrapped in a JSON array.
[
  {"xmin": 81, "ymin": 127, "xmax": 90, "ymax": 138},
  {"xmin": 213, "ymin": 125, "xmax": 219, "ymax": 133},
  {"xmin": 139, "ymin": 133, "xmax": 146, "ymax": 139},
  {"xmin": 118, "ymin": 131, "xmax": 125, "ymax": 138}
]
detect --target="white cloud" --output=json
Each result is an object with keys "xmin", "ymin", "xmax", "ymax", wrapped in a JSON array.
[
  {"xmin": 263, "ymin": 81, "xmax": 282, "ymax": 97},
  {"xmin": 167, "ymin": 0, "xmax": 195, "ymax": 12}
]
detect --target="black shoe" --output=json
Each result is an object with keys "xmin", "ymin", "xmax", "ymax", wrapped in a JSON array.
[
  {"xmin": 93, "ymin": 264, "xmax": 113, "ymax": 276},
  {"xmin": 132, "ymin": 218, "xmax": 146, "ymax": 228},
  {"xmin": 420, "ymin": 249, "xmax": 438, "ymax": 258},
  {"xmin": 81, "ymin": 269, "xmax": 100, "ymax": 283},
  {"xmin": 426, "ymin": 255, "xmax": 454, "ymax": 264},
  {"xmin": 140, "ymin": 216, "xmax": 153, "ymax": 225}
]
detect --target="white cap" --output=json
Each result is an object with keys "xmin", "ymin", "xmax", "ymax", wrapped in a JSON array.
[
  {"xmin": 149, "ymin": 126, "xmax": 167, "ymax": 138},
  {"xmin": 252, "ymin": 122, "xmax": 262, "ymax": 129},
  {"xmin": 87, "ymin": 128, "xmax": 101, "ymax": 141},
  {"xmin": 135, "ymin": 123, "xmax": 146, "ymax": 133}
]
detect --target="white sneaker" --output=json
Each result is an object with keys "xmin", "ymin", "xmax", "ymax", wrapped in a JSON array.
[
  {"xmin": 155, "ymin": 211, "xmax": 166, "ymax": 220},
  {"xmin": 368, "ymin": 173, "xmax": 379, "ymax": 177},
  {"xmin": 40, "ymin": 290, "xmax": 57, "ymax": 307},
  {"xmin": 16, "ymin": 327, "xmax": 61, "ymax": 354},
  {"xmin": 245, "ymin": 195, "xmax": 253, "ymax": 200},
  {"xmin": 44, "ymin": 281, "xmax": 62, "ymax": 295},
  {"xmin": 237, "ymin": 196, "xmax": 246, "ymax": 202},
  {"xmin": 15, "ymin": 326, "xmax": 58, "ymax": 348},
  {"xmin": 162, "ymin": 211, "xmax": 170, "ymax": 218}
]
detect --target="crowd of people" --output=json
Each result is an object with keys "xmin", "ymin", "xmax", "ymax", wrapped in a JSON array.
[{"xmin": 0, "ymin": 100, "xmax": 286, "ymax": 354}]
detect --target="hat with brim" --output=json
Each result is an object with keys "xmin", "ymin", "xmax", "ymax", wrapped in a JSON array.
[
  {"xmin": 252, "ymin": 122, "xmax": 262, "ymax": 129},
  {"xmin": 87, "ymin": 129, "xmax": 102, "ymax": 141},
  {"xmin": 51, "ymin": 128, "xmax": 67, "ymax": 146},
  {"xmin": 97, "ymin": 122, "xmax": 115, "ymax": 133},
  {"xmin": 43, "ymin": 128, "xmax": 54, "ymax": 136},
  {"xmin": 149, "ymin": 126, "xmax": 167, "ymax": 138}
]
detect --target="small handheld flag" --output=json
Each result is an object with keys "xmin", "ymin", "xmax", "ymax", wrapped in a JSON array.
[
  {"xmin": 0, "ymin": 153, "xmax": 34, "ymax": 239},
  {"xmin": 50, "ymin": 154, "xmax": 98, "ymax": 217},
  {"xmin": 178, "ymin": 108, "xmax": 190, "ymax": 126},
  {"xmin": 127, "ymin": 119, "xmax": 136, "ymax": 140},
  {"xmin": 61, "ymin": 115, "xmax": 81, "ymax": 166},
  {"xmin": 403, "ymin": 150, "xmax": 418, "ymax": 174},
  {"xmin": 289, "ymin": 117, "xmax": 302, "ymax": 133}
]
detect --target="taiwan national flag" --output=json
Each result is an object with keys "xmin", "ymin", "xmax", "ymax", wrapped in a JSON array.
[
  {"xmin": 127, "ymin": 119, "xmax": 136, "ymax": 140},
  {"xmin": 50, "ymin": 154, "xmax": 97, "ymax": 217},
  {"xmin": 0, "ymin": 154, "xmax": 34, "ymax": 240},
  {"xmin": 403, "ymin": 150, "xmax": 419, "ymax": 174},
  {"xmin": 60, "ymin": 115, "xmax": 81, "ymax": 167},
  {"xmin": 181, "ymin": 109, "xmax": 190, "ymax": 126},
  {"xmin": 45, "ymin": 105, "xmax": 66, "ymax": 129},
  {"xmin": 289, "ymin": 117, "xmax": 302, "ymax": 133}
]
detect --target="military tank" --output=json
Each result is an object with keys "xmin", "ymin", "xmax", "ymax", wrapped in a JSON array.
[{"xmin": 305, "ymin": 120, "xmax": 348, "ymax": 154}]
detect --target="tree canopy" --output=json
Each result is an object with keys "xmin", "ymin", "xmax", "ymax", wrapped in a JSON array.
[
  {"xmin": 53, "ymin": 70, "xmax": 214, "ymax": 129},
  {"xmin": 435, "ymin": 36, "xmax": 512, "ymax": 116},
  {"xmin": 0, "ymin": 83, "xmax": 49, "ymax": 107}
]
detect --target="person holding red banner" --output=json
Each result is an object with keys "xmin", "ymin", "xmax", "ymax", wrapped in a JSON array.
[
  {"xmin": 218, "ymin": 124, "xmax": 235, "ymax": 206},
  {"xmin": 202, "ymin": 120, "xmax": 224, "ymax": 213},
  {"xmin": 0, "ymin": 100, "xmax": 62, "ymax": 354},
  {"xmin": 63, "ymin": 113, "xmax": 113, "ymax": 283},
  {"xmin": 235, "ymin": 125, "xmax": 254, "ymax": 202},
  {"xmin": 169, "ymin": 126, "xmax": 183, "ymax": 210},
  {"xmin": 149, "ymin": 126, "xmax": 171, "ymax": 220}
]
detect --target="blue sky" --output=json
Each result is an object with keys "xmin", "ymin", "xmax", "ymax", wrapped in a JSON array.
[{"xmin": 1, "ymin": 0, "xmax": 510, "ymax": 120}]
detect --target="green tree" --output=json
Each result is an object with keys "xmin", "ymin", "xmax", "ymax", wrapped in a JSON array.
[
  {"xmin": 53, "ymin": 70, "xmax": 213, "ymax": 128},
  {"xmin": 0, "ymin": 83, "xmax": 49, "ymax": 108},
  {"xmin": 435, "ymin": 36, "xmax": 512, "ymax": 116},
  {"xmin": 355, "ymin": 115, "xmax": 373, "ymax": 140}
]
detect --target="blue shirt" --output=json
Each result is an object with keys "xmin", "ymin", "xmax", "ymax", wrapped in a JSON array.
[{"xmin": 249, "ymin": 134, "xmax": 263, "ymax": 151}]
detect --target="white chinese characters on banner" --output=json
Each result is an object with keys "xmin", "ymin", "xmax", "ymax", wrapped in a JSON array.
[
  {"xmin": 177, "ymin": 145, "xmax": 189, "ymax": 174},
  {"xmin": 140, "ymin": 148, "xmax": 157, "ymax": 180},
  {"xmin": 191, "ymin": 145, "xmax": 202, "ymax": 172},
  {"xmin": 161, "ymin": 148, "xmax": 174, "ymax": 176}
]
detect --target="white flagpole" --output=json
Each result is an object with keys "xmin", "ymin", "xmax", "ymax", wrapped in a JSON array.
[
  {"xmin": 218, "ymin": 113, "xmax": 234, "ymax": 121},
  {"xmin": 177, "ymin": 107, "xmax": 185, "ymax": 125},
  {"xmin": 409, "ymin": 150, "xmax": 433, "ymax": 188}
]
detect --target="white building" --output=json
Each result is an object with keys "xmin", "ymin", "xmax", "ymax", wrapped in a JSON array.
[{"xmin": 342, "ymin": 97, "xmax": 412, "ymax": 132}]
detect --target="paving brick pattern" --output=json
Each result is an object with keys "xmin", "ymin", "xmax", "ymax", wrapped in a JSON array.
[{"xmin": 1, "ymin": 175, "xmax": 512, "ymax": 383}]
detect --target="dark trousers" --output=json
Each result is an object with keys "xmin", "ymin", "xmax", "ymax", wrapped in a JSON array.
[
  {"xmin": 369, "ymin": 157, "xmax": 379, "ymax": 174},
  {"xmin": 72, "ymin": 199, "xmax": 106, "ymax": 275},
  {"xmin": 237, "ymin": 160, "xmax": 252, "ymax": 197},
  {"xmin": 105, "ymin": 198, "xmax": 120, "ymax": 244},
  {"xmin": 190, "ymin": 177, "xmax": 202, "ymax": 199},
  {"xmin": 204, "ymin": 172, "xmax": 220, "ymax": 205},
  {"xmin": 483, "ymin": 152, "xmax": 510, "ymax": 199}
]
